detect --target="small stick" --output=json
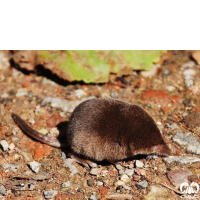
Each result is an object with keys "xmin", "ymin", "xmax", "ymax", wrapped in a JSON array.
[{"xmin": 160, "ymin": 183, "xmax": 183, "ymax": 195}]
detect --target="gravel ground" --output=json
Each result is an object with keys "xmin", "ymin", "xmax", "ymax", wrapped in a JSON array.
[{"xmin": 0, "ymin": 50, "xmax": 200, "ymax": 200}]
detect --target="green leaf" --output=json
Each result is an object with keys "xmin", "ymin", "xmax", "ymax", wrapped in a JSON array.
[{"xmin": 38, "ymin": 50, "xmax": 166, "ymax": 83}]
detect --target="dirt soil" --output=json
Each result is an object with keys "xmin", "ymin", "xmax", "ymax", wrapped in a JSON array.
[{"xmin": 0, "ymin": 50, "xmax": 200, "ymax": 200}]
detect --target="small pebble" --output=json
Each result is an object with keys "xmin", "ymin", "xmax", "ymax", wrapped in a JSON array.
[
  {"xmin": 49, "ymin": 127, "xmax": 59, "ymax": 137},
  {"xmin": 35, "ymin": 105, "xmax": 40, "ymax": 114},
  {"xmin": 12, "ymin": 128, "xmax": 19, "ymax": 135},
  {"xmin": 163, "ymin": 156, "xmax": 200, "ymax": 165},
  {"xmin": 28, "ymin": 161, "xmax": 41, "ymax": 173},
  {"xmin": 170, "ymin": 123, "xmax": 181, "ymax": 130},
  {"xmin": 12, "ymin": 68, "xmax": 22, "ymax": 77},
  {"xmin": 0, "ymin": 140, "xmax": 9, "ymax": 151},
  {"xmin": 8, "ymin": 143, "xmax": 15, "ymax": 150},
  {"xmin": 172, "ymin": 132, "xmax": 200, "ymax": 155},
  {"xmin": 167, "ymin": 169, "xmax": 193, "ymax": 187},
  {"xmin": 118, "ymin": 169, "xmax": 125, "ymax": 175},
  {"xmin": 124, "ymin": 169, "xmax": 134, "ymax": 176},
  {"xmin": 1, "ymin": 93, "xmax": 8, "ymax": 98},
  {"xmin": 61, "ymin": 152, "xmax": 67, "ymax": 159},
  {"xmin": 110, "ymin": 91, "xmax": 119, "ymax": 98},
  {"xmin": 166, "ymin": 85, "xmax": 176, "ymax": 92},
  {"xmin": 0, "ymin": 184, "xmax": 6, "ymax": 196},
  {"xmin": 157, "ymin": 121, "xmax": 162, "ymax": 125},
  {"xmin": 89, "ymin": 195, "xmax": 97, "ymax": 200},
  {"xmin": 137, "ymin": 169, "xmax": 146, "ymax": 176},
  {"xmin": 182, "ymin": 112, "xmax": 188, "ymax": 117},
  {"xmin": 28, "ymin": 118, "xmax": 35, "ymax": 124},
  {"xmin": 16, "ymin": 88, "xmax": 28, "ymax": 97},
  {"xmin": 43, "ymin": 190, "xmax": 58, "ymax": 199},
  {"xmin": 101, "ymin": 92, "xmax": 110, "ymax": 98},
  {"xmin": 42, "ymin": 77, "xmax": 56, "ymax": 86},
  {"xmin": 120, "ymin": 174, "xmax": 131, "ymax": 183},
  {"xmin": 62, "ymin": 181, "xmax": 71, "ymax": 188},
  {"xmin": 59, "ymin": 112, "xmax": 65, "ymax": 117},
  {"xmin": 181, "ymin": 61, "xmax": 196, "ymax": 69},
  {"xmin": 101, "ymin": 169, "xmax": 109, "ymax": 175},
  {"xmin": 135, "ymin": 160, "xmax": 144, "ymax": 168},
  {"xmin": 90, "ymin": 167, "xmax": 102, "ymax": 176},
  {"xmin": 136, "ymin": 180, "xmax": 148, "ymax": 189},
  {"xmin": 97, "ymin": 181, "xmax": 103, "ymax": 186},
  {"xmin": 115, "ymin": 180, "xmax": 125, "ymax": 186},
  {"xmin": 73, "ymin": 89, "xmax": 86, "ymax": 99},
  {"xmin": 87, "ymin": 179, "xmax": 94, "ymax": 187},
  {"xmin": 133, "ymin": 175, "xmax": 141, "ymax": 181},
  {"xmin": 38, "ymin": 128, "xmax": 48, "ymax": 135},
  {"xmin": 64, "ymin": 158, "xmax": 80, "ymax": 176},
  {"xmin": 115, "ymin": 163, "xmax": 123, "ymax": 170}
]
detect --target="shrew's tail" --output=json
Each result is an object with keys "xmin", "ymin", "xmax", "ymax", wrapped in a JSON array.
[{"xmin": 12, "ymin": 113, "xmax": 68, "ymax": 148}]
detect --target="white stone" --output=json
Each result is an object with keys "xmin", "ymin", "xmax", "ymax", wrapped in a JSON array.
[
  {"xmin": 0, "ymin": 140, "xmax": 9, "ymax": 151},
  {"xmin": 1, "ymin": 93, "xmax": 8, "ymax": 98},
  {"xmin": 115, "ymin": 180, "xmax": 125, "ymax": 186},
  {"xmin": 173, "ymin": 132, "xmax": 200, "ymax": 155},
  {"xmin": 124, "ymin": 169, "xmax": 134, "ymax": 176},
  {"xmin": 166, "ymin": 86, "xmax": 176, "ymax": 92},
  {"xmin": 135, "ymin": 160, "xmax": 144, "ymax": 168},
  {"xmin": 120, "ymin": 174, "xmax": 131, "ymax": 183},
  {"xmin": 28, "ymin": 161, "xmax": 41, "ymax": 173},
  {"xmin": 43, "ymin": 190, "xmax": 58, "ymax": 199},
  {"xmin": 181, "ymin": 61, "xmax": 196, "ymax": 70},
  {"xmin": 64, "ymin": 158, "xmax": 80, "ymax": 176},
  {"xmin": 38, "ymin": 128, "xmax": 48, "ymax": 135},
  {"xmin": 97, "ymin": 181, "xmax": 103, "ymax": 186},
  {"xmin": 115, "ymin": 164, "xmax": 123, "ymax": 170},
  {"xmin": 0, "ymin": 184, "xmax": 6, "ymax": 196},
  {"xmin": 73, "ymin": 89, "xmax": 86, "ymax": 98},
  {"xmin": 163, "ymin": 156, "xmax": 200, "ymax": 164},
  {"xmin": 8, "ymin": 143, "xmax": 15, "ymax": 150},
  {"xmin": 28, "ymin": 118, "xmax": 35, "ymax": 124},
  {"xmin": 90, "ymin": 167, "xmax": 102, "ymax": 176},
  {"xmin": 16, "ymin": 88, "xmax": 28, "ymax": 97}
]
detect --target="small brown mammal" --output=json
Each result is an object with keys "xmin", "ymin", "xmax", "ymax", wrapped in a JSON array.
[{"xmin": 12, "ymin": 98, "xmax": 171, "ymax": 167}]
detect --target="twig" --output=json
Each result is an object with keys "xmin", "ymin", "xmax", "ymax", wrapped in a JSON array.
[{"xmin": 160, "ymin": 183, "xmax": 183, "ymax": 195}]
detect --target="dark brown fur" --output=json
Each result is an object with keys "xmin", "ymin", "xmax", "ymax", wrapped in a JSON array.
[{"xmin": 12, "ymin": 98, "xmax": 171, "ymax": 163}]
